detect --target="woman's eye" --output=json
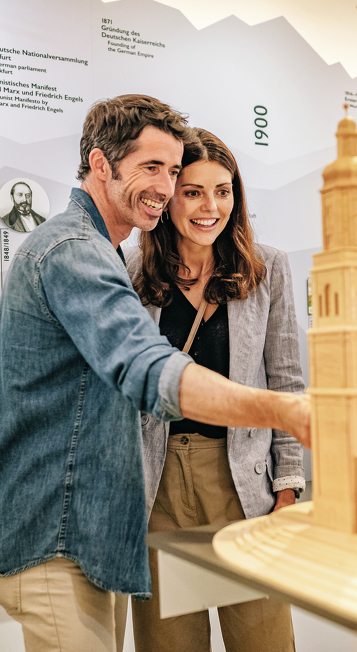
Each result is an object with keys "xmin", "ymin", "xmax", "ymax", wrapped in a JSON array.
[{"xmin": 184, "ymin": 190, "xmax": 199, "ymax": 197}]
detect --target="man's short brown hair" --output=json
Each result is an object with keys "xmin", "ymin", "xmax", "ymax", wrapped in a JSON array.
[{"xmin": 77, "ymin": 94, "xmax": 189, "ymax": 181}]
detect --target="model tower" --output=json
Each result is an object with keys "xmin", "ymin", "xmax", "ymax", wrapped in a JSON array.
[{"xmin": 309, "ymin": 106, "xmax": 357, "ymax": 532}]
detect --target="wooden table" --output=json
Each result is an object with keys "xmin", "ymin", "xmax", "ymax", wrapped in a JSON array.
[{"xmin": 147, "ymin": 510, "xmax": 357, "ymax": 632}]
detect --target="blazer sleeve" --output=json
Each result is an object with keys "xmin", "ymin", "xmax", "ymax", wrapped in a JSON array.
[
  {"xmin": 263, "ymin": 249, "xmax": 305, "ymax": 487},
  {"xmin": 124, "ymin": 245, "xmax": 142, "ymax": 279}
]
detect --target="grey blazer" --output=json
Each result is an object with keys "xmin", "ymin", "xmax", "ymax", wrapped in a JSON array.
[{"xmin": 125, "ymin": 244, "xmax": 305, "ymax": 520}]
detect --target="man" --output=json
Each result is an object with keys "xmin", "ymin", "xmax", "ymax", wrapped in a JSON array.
[
  {"xmin": 1, "ymin": 181, "xmax": 46, "ymax": 232},
  {"xmin": 0, "ymin": 95, "xmax": 310, "ymax": 652}
]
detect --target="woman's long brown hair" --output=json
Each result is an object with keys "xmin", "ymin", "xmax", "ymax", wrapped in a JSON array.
[{"xmin": 134, "ymin": 128, "xmax": 266, "ymax": 306}]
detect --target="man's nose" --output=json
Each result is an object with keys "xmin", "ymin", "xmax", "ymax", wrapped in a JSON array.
[{"xmin": 152, "ymin": 170, "xmax": 176, "ymax": 199}]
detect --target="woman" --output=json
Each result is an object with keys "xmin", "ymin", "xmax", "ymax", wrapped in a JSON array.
[{"xmin": 125, "ymin": 128, "xmax": 305, "ymax": 652}]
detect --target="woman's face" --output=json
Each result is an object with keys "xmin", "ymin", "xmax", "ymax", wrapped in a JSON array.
[{"xmin": 168, "ymin": 160, "xmax": 234, "ymax": 249}]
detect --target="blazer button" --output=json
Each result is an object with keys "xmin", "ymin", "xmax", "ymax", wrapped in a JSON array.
[
  {"xmin": 255, "ymin": 462, "xmax": 265, "ymax": 474},
  {"xmin": 249, "ymin": 428, "xmax": 257, "ymax": 437},
  {"xmin": 141, "ymin": 415, "xmax": 149, "ymax": 425}
]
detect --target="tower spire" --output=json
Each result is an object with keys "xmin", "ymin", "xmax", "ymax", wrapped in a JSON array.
[{"xmin": 309, "ymin": 108, "xmax": 357, "ymax": 532}]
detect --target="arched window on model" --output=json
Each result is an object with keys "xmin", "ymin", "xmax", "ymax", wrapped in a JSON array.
[
  {"xmin": 319, "ymin": 294, "xmax": 323, "ymax": 317},
  {"xmin": 334, "ymin": 292, "xmax": 339, "ymax": 315},
  {"xmin": 324, "ymin": 284, "xmax": 330, "ymax": 316}
]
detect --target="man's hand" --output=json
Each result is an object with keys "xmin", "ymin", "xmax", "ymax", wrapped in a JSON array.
[{"xmin": 275, "ymin": 393, "xmax": 311, "ymax": 449}]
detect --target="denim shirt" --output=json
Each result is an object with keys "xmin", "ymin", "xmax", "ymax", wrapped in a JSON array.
[{"xmin": 0, "ymin": 188, "xmax": 191, "ymax": 595}]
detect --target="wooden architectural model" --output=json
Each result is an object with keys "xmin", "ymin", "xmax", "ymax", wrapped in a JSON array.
[
  {"xmin": 212, "ymin": 109, "xmax": 357, "ymax": 628},
  {"xmin": 309, "ymin": 107, "xmax": 357, "ymax": 532}
]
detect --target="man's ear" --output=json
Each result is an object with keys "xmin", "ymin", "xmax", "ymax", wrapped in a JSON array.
[{"xmin": 88, "ymin": 148, "xmax": 111, "ymax": 181}]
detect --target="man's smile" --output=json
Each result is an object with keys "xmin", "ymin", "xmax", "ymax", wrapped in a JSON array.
[{"xmin": 140, "ymin": 197, "xmax": 164, "ymax": 210}]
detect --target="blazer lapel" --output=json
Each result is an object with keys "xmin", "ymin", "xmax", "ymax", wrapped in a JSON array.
[
  {"xmin": 143, "ymin": 303, "xmax": 169, "ymax": 436},
  {"xmin": 144, "ymin": 304, "xmax": 161, "ymax": 325},
  {"xmin": 228, "ymin": 295, "xmax": 258, "ymax": 387}
]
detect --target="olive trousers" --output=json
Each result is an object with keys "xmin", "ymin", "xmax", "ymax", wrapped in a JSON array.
[{"xmin": 131, "ymin": 433, "xmax": 295, "ymax": 652}]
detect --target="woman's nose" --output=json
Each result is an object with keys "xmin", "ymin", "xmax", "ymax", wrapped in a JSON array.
[{"xmin": 203, "ymin": 193, "xmax": 217, "ymax": 212}]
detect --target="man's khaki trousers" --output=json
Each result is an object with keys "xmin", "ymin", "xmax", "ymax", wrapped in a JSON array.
[{"xmin": 0, "ymin": 557, "xmax": 128, "ymax": 652}]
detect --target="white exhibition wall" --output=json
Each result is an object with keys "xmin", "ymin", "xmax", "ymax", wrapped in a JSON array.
[
  {"xmin": 1, "ymin": 0, "xmax": 356, "ymax": 373},
  {"xmin": 0, "ymin": 0, "xmax": 356, "ymax": 649}
]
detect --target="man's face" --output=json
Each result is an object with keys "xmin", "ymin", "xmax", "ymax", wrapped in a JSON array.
[
  {"xmin": 12, "ymin": 184, "xmax": 32, "ymax": 215},
  {"xmin": 106, "ymin": 126, "xmax": 183, "ymax": 232}
]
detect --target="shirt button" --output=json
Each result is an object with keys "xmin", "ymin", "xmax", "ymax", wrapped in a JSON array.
[
  {"xmin": 249, "ymin": 428, "xmax": 257, "ymax": 437},
  {"xmin": 141, "ymin": 415, "xmax": 149, "ymax": 425},
  {"xmin": 180, "ymin": 436, "xmax": 189, "ymax": 445},
  {"xmin": 255, "ymin": 462, "xmax": 265, "ymax": 474}
]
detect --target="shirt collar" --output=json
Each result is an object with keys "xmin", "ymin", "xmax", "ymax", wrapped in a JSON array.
[{"xmin": 70, "ymin": 187, "xmax": 126, "ymax": 265}]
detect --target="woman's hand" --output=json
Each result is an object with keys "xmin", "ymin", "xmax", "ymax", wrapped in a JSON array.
[{"xmin": 273, "ymin": 488, "xmax": 296, "ymax": 511}]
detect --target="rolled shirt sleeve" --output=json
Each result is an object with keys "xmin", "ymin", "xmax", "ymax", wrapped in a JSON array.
[{"xmin": 38, "ymin": 236, "xmax": 192, "ymax": 420}]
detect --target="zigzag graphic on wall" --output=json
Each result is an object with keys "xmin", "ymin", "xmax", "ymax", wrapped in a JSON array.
[{"xmin": 100, "ymin": 0, "xmax": 357, "ymax": 78}]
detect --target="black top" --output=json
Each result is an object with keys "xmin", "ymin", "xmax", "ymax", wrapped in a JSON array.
[{"xmin": 159, "ymin": 285, "xmax": 230, "ymax": 438}]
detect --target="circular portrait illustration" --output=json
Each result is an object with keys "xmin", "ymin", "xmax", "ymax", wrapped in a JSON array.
[{"xmin": 0, "ymin": 178, "xmax": 50, "ymax": 233}]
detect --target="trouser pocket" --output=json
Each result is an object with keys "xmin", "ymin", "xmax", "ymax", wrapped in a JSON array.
[{"xmin": 0, "ymin": 572, "xmax": 21, "ymax": 615}]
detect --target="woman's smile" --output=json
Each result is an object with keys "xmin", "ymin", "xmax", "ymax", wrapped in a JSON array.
[{"xmin": 190, "ymin": 218, "xmax": 219, "ymax": 227}]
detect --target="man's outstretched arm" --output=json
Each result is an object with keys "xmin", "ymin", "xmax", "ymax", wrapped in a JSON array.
[{"xmin": 179, "ymin": 363, "xmax": 311, "ymax": 449}]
